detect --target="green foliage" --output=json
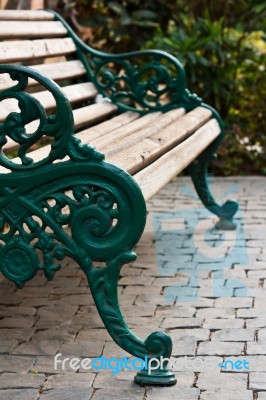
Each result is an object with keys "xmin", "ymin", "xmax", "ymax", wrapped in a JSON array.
[{"xmin": 75, "ymin": 0, "xmax": 266, "ymax": 175}]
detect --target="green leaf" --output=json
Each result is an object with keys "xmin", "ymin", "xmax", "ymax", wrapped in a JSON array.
[{"xmin": 131, "ymin": 10, "xmax": 157, "ymax": 20}]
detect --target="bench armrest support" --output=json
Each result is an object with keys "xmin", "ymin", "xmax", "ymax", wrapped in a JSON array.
[{"xmin": 50, "ymin": 10, "xmax": 203, "ymax": 114}]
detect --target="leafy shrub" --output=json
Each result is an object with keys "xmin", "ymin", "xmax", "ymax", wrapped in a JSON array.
[{"xmin": 75, "ymin": 0, "xmax": 266, "ymax": 175}]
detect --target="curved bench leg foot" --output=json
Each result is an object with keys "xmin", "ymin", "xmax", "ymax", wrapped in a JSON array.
[
  {"xmin": 85, "ymin": 251, "xmax": 176, "ymax": 386},
  {"xmin": 188, "ymin": 159, "xmax": 238, "ymax": 230}
]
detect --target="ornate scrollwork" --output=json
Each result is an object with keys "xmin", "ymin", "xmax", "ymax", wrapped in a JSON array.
[
  {"xmin": 0, "ymin": 65, "xmax": 103, "ymax": 172},
  {"xmin": 51, "ymin": 11, "xmax": 202, "ymax": 114},
  {"xmin": 0, "ymin": 161, "xmax": 146, "ymax": 286},
  {"xmin": 84, "ymin": 51, "xmax": 203, "ymax": 113}
]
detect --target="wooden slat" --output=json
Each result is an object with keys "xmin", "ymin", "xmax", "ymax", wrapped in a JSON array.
[
  {"xmin": 0, "ymin": 82, "xmax": 98, "ymax": 125},
  {"xmin": 0, "ymin": 21, "xmax": 67, "ymax": 39},
  {"xmin": 76, "ymin": 111, "xmax": 140, "ymax": 143},
  {"xmin": 5, "ymin": 110, "xmax": 139, "ymax": 162},
  {"xmin": 106, "ymin": 107, "xmax": 212, "ymax": 174},
  {"xmin": 134, "ymin": 119, "xmax": 221, "ymax": 201},
  {"xmin": 0, "ymin": 10, "xmax": 54, "ymax": 21},
  {"xmin": 73, "ymin": 102, "xmax": 117, "ymax": 129},
  {"xmin": 0, "ymin": 38, "xmax": 76, "ymax": 63},
  {"xmin": 0, "ymin": 60, "xmax": 86, "ymax": 91},
  {"xmin": 4, "ymin": 112, "xmax": 141, "ymax": 153},
  {"xmin": 96, "ymin": 108, "xmax": 185, "ymax": 151}
]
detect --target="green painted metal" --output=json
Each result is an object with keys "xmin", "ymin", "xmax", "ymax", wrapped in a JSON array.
[
  {"xmin": 48, "ymin": 10, "xmax": 239, "ymax": 228},
  {"xmin": 0, "ymin": 10, "xmax": 239, "ymax": 385},
  {"xmin": 0, "ymin": 65, "xmax": 175, "ymax": 385},
  {"xmin": 48, "ymin": 10, "xmax": 203, "ymax": 115}
]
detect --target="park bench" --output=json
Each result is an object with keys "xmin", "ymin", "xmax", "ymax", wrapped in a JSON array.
[{"xmin": 0, "ymin": 9, "xmax": 238, "ymax": 385}]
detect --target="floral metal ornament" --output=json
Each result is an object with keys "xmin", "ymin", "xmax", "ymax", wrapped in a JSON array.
[{"xmin": 0, "ymin": 65, "xmax": 175, "ymax": 385}]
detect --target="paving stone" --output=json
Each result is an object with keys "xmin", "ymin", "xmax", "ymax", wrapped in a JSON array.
[
  {"xmin": 55, "ymin": 294, "xmax": 94, "ymax": 306},
  {"xmin": 161, "ymin": 318, "xmax": 202, "ymax": 329},
  {"xmin": 0, "ymin": 389, "xmax": 40, "ymax": 399},
  {"xmin": 123, "ymin": 316, "xmax": 162, "ymax": 330},
  {"xmin": 119, "ymin": 267, "xmax": 142, "ymax": 277},
  {"xmin": 203, "ymin": 318, "xmax": 244, "ymax": 329},
  {"xmin": 0, "ymin": 355, "xmax": 35, "ymax": 373},
  {"xmin": 200, "ymin": 389, "xmax": 253, "ymax": 400},
  {"xmin": 214, "ymin": 297, "xmax": 253, "ymax": 308},
  {"xmin": 0, "ymin": 176, "xmax": 266, "ymax": 399},
  {"xmin": 156, "ymin": 305, "xmax": 196, "ymax": 318},
  {"xmin": 170, "ymin": 329, "xmax": 210, "ymax": 341},
  {"xmin": 246, "ymin": 318, "xmax": 266, "ymax": 328},
  {"xmin": 118, "ymin": 276, "xmax": 154, "ymax": 286},
  {"xmin": 258, "ymin": 328, "xmax": 266, "ymax": 341},
  {"xmin": 18, "ymin": 287, "xmax": 52, "ymax": 298},
  {"xmin": 93, "ymin": 371, "xmax": 146, "ymax": 393},
  {"xmin": 0, "ymin": 340, "xmax": 19, "ymax": 354},
  {"xmin": 178, "ymin": 297, "xmax": 215, "ymax": 308},
  {"xmin": 247, "ymin": 343, "xmax": 266, "ymax": 355},
  {"xmin": 197, "ymin": 372, "xmax": 247, "ymax": 390},
  {"xmin": 172, "ymin": 337, "xmax": 197, "ymax": 356},
  {"xmin": 152, "ymin": 276, "xmax": 189, "ymax": 287},
  {"xmin": 146, "ymin": 387, "xmax": 200, "ymax": 400},
  {"xmin": 31, "ymin": 328, "xmax": 78, "ymax": 342},
  {"xmin": 40, "ymin": 388, "xmax": 94, "ymax": 399},
  {"xmin": 249, "ymin": 372, "xmax": 266, "ymax": 390},
  {"xmin": 75, "ymin": 328, "xmax": 110, "ymax": 342},
  {"xmin": 58, "ymin": 341, "xmax": 104, "ymax": 358},
  {"xmin": 236, "ymin": 308, "xmax": 263, "ymax": 318},
  {"xmin": 171, "ymin": 356, "xmax": 222, "ymax": 372},
  {"xmin": 211, "ymin": 329, "xmax": 255, "ymax": 341},
  {"xmin": 123, "ymin": 285, "xmax": 161, "ymax": 295},
  {"xmin": 91, "ymin": 388, "xmax": 145, "ymax": 400},
  {"xmin": 197, "ymin": 341, "xmax": 244, "ymax": 356},
  {"xmin": 13, "ymin": 340, "xmax": 62, "ymax": 356},
  {"xmin": 120, "ymin": 304, "xmax": 156, "ymax": 317},
  {"xmin": 32, "ymin": 356, "xmax": 73, "ymax": 374},
  {"xmin": 0, "ymin": 328, "xmax": 35, "ymax": 341},
  {"xmin": 102, "ymin": 341, "xmax": 131, "ymax": 359},
  {"xmin": 118, "ymin": 294, "xmax": 137, "ymax": 305},
  {"xmin": 0, "ymin": 316, "xmax": 36, "ymax": 329},
  {"xmin": 0, "ymin": 372, "xmax": 45, "ymax": 389},
  {"xmin": 196, "ymin": 308, "xmax": 235, "ymax": 319},
  {"xmin": 0, "ymin": 306, "xmax": 37, "ymax": 317},
  {"xmin": 44, "ymin": 373, "xmax": 95, "ymax": 389},
  {"xmin": 134, "ymin": 293, "xmax": 173, "ymax": 306}
]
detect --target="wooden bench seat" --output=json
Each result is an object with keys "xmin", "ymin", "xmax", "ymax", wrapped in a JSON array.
[{"xmin": 0, "ymin": 9, "xmax": 238, "ymax": 386}]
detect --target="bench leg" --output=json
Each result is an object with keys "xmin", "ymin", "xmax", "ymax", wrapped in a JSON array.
[
  {"xmin": 188, "ymin": 159, "xmax": 238, "ymax": 230},
  {"xmin": 85, "ymin": 251, "xmax": 177, "ymax": 386}
]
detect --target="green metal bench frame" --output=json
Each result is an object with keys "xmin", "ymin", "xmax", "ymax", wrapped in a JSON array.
[{"xmin": 0, "ymin": 10, "xmax": 238, "ymax": 386}]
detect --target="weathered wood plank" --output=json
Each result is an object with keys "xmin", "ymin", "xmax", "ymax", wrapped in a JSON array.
[
  {"xmin": 133, "ymin": 119, "xmax": 221, "ymax": 201},
  {"xmin": 0, "ymin": 38, "xmax": 76, "ymax": 63},
  {"xmin": 96, "ymin": 108, "xmax": 185, "ymax": 151},
  {"xmin": 105, "ymin": 107, "xmax": 212, "ymax": 174},
  {"xmin": 2, "ymin": 102, "xmax": 118, "ymax": 159},
  {"xmin": 73, "ymin": 102, "xmax": 118, "ymax": 129},
  {"xmin": 0, "ymin": 21, "xmax": 67, "ymax": 39},
  {"xmin": 76, "ymin": 111, "xmax": 140, "ymax": 143},
  {"xmin": 0, "ymin": 60, "xmax": 86, "ymax": 91},
  {"xmin": 0, "ymin": 10, "xmax": 54, "ymax": 21},
  {"xmin": 0, "ymin": 82, "xmax": 98, "ymax": 124}
]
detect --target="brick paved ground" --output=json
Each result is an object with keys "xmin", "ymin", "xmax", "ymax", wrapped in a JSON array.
[{"xmin": 0, "ymin": 176, "xmax": 265, "ymax": 400}]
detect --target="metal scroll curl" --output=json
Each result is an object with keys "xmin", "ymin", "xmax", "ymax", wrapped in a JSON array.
[
  {"xmin": 48, "ymin": 10, "xmax": 203, "ymax": 114},
  {"xmin": 0, "ymin": 161, "xmax": 147, "ymax": 286},
  {"xmin": 0, "ymin": 65, "xmax": 102, "ymax": 171}
]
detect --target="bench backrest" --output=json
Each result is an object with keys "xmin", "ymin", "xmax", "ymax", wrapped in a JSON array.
[{"xmin": 0, "ymin": 9, "xmax": 222, "ymax": 201}]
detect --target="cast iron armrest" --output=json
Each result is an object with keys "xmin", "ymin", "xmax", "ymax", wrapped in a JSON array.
[{"xmin": 49, "ymin": 10, "xmax": 204, "ymax": 114}]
